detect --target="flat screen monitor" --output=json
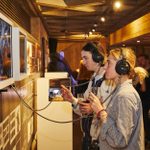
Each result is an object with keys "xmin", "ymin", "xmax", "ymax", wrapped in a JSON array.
[
  {"xmin": 49, "ymin": 78, "xmax": 71, "ymax": 101},
  {"xmin": 0, "ymin": 18, "xmax": 12, "ymax": 80}
]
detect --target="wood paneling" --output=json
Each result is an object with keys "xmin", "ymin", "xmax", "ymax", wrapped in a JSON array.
[
  {"xmin": 57, "ymin": 39, "xmax": 107, "ymax": 71},
  {"xmin": 0, "ymin": 0, "xmax": 30, "ymax": 32},
  {"xmin": 57, "ymin": 41, "xmax": 86, "ymax": 71},
  {"xmin": 0, "ymin": 74, "xmax": 40, "ymax": 150},
  {"xmin": 110, "ymin": 12, "xmax": 150, "ymax": 46}
]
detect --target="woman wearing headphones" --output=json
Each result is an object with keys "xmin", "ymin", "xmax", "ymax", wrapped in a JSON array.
[
  {"xmin": 88, "ymin": 47, "xmax": 147, "ymax": 150},
  {"xmin": 61, "ymin": 42, "xmax": 115, "ymax": 150}
]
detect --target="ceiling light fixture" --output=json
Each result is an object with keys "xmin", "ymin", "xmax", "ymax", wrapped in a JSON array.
[
  {"xmin": 114, "ymin": 1, "xmax": 122, "ymax": 9},
  {"xmin": 101, "ymin": 17, "xmax": 105, "ymax": 22},
  {"xmin": 93, "ymin": 23, "xmax": 98, "ymax": 27},
  {"xmin": 89, "ymin": 31, "xmax": 93, "ymax": 35},
  {"xmin": 137, "ymin": 40, "xmax": 140, "ymax": 43},
  {"xmin": 92, "ymin": 29, "xmax": 95, "ymax": 32}
]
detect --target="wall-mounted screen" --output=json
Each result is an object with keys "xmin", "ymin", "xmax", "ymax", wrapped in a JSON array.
[
  {"xmin": 19, "ymin": 32, "xmax": 26, "ymax": 73},
  {"xmin": 49, "ymin": 78, "xmax": 71, "ymax": 101},
  {"xmin": 0, "ymin": 18, "xmax": 12, "ymax": 80}
]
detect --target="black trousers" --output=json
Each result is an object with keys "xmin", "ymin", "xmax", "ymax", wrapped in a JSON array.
[
  {"xmin": 82, "ymin": 134, "xmax": 91, "ymax": 150},
  {"xmin": 81, "ymin": 115, "xmax": 93, "ymax": 150},
  {"xmin": 142, "ymin": 99, "xmax": 150, "ymax": 141}
]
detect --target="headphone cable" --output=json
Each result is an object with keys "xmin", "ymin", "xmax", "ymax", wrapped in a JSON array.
[{"xmin": 10, "ymin": 84, "xmax": 93, "ymax": 124}]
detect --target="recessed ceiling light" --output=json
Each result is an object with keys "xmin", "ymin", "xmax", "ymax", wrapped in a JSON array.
[
  {"xmin": 89, "ymin": 31, "xmax": 93, "ymax": 35},
  {"xmin": 93, "ymin": 23, "xmax": 98, "ymax": 27},
  {"xmin": 76, "ymin": 69, "xmax": 79, "ymax": 72},
  {"xmin": 114, "ymin": 1, "xmax": 122, "ymax": 9},
  {"xmin": 137, "ymin": 40, "xmax": 140, "ymax": 43},
  {"xmin": 101, "ymin": 17, "xmax": 105, "ymax": 22},
  {"xmin": 92, "ymin": 29, "xmax": 95, "ymax": 32}
]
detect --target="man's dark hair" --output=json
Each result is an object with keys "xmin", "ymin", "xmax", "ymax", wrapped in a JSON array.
[
  {"xmin": 82, "ymin": 42, "xmax": 98, "ymax": 53},
  {"xmin": 82, "ymin": 42, "xmax": 104, "ymax": 63}
]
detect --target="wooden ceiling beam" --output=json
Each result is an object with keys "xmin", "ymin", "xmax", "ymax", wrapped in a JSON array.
[
  {"xmin": 47, "ymin": 26, "xmax": 94, "ymax": 30},
  {"xmin": 42, "ymin": 10, "xmax": 68, "ymax": 17},
  {"xmin": 44, "ymin": 15, "xmax": 98, "ymax": 20},
  {"xmin": 63, "ymin": 0, "xmax": 105, "ymax": 7},
  {"xmin": 42, "ymin": 10, "xmax": 96, "ymax": 17},
  {"xmin": 46, "ymin": 20, "xmax": 96, "ymax": 24},
  {"xmin": 41, "ymin": 6, "xmax": 96, "ymax": 13},
  {"xmin": 37, "ymin": 0, "xmax": 100, "ymax": 13},
  {"xmin": 36, "ymin": 0, "xmax": 67, "ymax": 8}
]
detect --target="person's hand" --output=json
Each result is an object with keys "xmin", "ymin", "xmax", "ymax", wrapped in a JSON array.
[
  {"xmin": 88, "ymin": 92, "xmax": 104, "ymax": 114},
  {"xmin": 78, "ymin": 100, "xmax": 93, "ymax": 115},
  {"xmin": 61, "ymin": 85, "xmax": 75, "ymax": 103}
]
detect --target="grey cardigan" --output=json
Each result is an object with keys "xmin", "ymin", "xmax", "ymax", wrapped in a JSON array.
[{"xmin": 99, "ymin": 80, "xmax": 145, "ymax": 150}]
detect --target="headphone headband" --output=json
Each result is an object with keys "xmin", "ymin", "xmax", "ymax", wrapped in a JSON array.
[{"xmin": 82, "ymin": 42, "xmax": 104, "ymax": 63}]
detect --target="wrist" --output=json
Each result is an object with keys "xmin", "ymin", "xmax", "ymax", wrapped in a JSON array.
[
  {"xmin": 72, "ymin": 98, "xmax": 78, "ymax": 108},
  {"xmin": 96, "ymin": 109, "xmax": 107, "ymax": 120},
  {"xmin": 95, "ymin": 106, "xmax": 104, "ymax": 114}
]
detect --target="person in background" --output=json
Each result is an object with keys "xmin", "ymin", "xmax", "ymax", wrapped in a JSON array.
[
  {"xmin": 137, "ymin": 54, "xmax": 150, "ymax": 70},
  {"xmin": 48, "ymin": 52, "xmax": 71, "ymax": 72},
  {"xmin": 88, "ymin": 47, "xmax": 147, "ymax": 150},
  {"xmin": 47, "ymin": 52, "xmax": 77, "ymax": 88},
  {"xmin": 61, "ymin": 42, "xmax": 115, "ymax": 150},
  {"xmin": 131, "ymin": 67, "xmax": 148, "ymax": 87},
  {"xmin": 137, "ymin": 54, "xmax": 150, "ymax": 148}
]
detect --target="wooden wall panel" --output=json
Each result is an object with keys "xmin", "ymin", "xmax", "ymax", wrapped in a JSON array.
[
  {"xmin": 31, "ymin": 17, "xmax": 48, "ymax": 43},
  {"xmin": 0, "ymin": 0, "xmax": 30, "ymax": 32},
  {"xmin": 110, "ymin": 13, "xmax": 150, "ymax": 45},
  {"xmin": 57, "ymin": 39, "xmax": 107, "ymax": 71},
  {"xmin": 0, "ymin": 75, "xmax": 39, "ymax": 150},
  {"xmin": 57, "ymin": 41, "xmax": 86, "ymax": 71}
]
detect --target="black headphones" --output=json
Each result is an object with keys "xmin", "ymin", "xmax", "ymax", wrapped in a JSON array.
[
  {"xmin": 115, "ymin": 48, "xmax": 130, "ymax": 75},
  {"xmin": 92, "ymin": 47, "xmax": 104, "ymax": 63},
  {"xmin": 82, "ymin": 42, "xmax": 104, "ymax": 63}
]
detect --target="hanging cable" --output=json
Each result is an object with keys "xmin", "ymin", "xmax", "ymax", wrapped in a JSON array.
[
  {"xmin": 11, "ymin": 84, "xmax": 52, "ymax": 111},
  {"xmin": 10, "ymin": 84, "xmax": 93, "ymax": 124}
]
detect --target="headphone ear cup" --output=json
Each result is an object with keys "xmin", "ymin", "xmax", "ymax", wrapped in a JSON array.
[
  {"xmin": 92, "ymin": 52, "xmax": 104, "ymax": 63},
  {"xmin": 115, "ymin": 59, "xmax": 130, "ymax": 75}
]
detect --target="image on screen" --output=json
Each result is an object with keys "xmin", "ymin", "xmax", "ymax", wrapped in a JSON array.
[
  {"xmin": 49, "ymin": 88, "xmax": 62, "ymax": 99},
  {"xmin": 48, "ymin": 78, "xmax": 71, "ymax": 101},
  {"xmin": 0, "ymin": 18, "xmax": 12, "ymax": 80}
]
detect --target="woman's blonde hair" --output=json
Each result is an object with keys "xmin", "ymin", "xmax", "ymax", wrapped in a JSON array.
[
  {"xmin": 109, "ymin": 47, "xmax": 148, "ymax": 84},
  {"xmin": 109, "ymin": 47, "xmax": 136, "ymax": 71},
  {"xmin": 131, "ymin": 67, "xmax": 148, "ymax": 85}
]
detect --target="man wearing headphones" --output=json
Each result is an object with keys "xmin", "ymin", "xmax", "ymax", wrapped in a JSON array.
[
  {"xmin": 61, "ymin": 42, "xmax": 115, "ymax": 150},
  {"xmin": 88, "ymin": 47, "xmax": 146, "ymax": 149}
]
